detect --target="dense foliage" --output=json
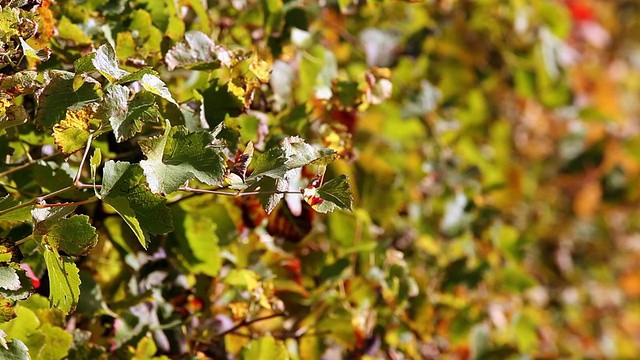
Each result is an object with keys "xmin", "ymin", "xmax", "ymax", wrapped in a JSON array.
[{"xmin": 1, "ymin": 0, "xmax": 640, "ymax": 358}]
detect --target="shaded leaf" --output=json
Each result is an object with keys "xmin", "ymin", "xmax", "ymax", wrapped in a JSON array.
[
  {"xmin": 0, "ymin": 104, "xmax": 27, "ymax": 132},
  {"xmin": 35, "ymin": 71, "xmax": 101, "ymax": 129},
  {"xmin": 100, "ymin": 161, "xmax": 173, "ymax": 248},
  {"xmin": 139, "ymin": 124, "xmax": 224, "ymax": 194},
  {"xmin": 304, "ymin": 175, "xmax": 353, "ymax": 213},
  {"xmin": 36, "ymin": 215, "xmax": 98, "ymax": 256},
  {"xmin": 200, "ymin": 79, "xmax": 244, "ymax": 129}
]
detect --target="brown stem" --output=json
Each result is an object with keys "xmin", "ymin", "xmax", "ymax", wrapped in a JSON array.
[
  {"xmin": 214, "ymin": 312, "xmax": 287, "ymax": 338},
  {"xmin": 0, "ymin": 153, "xmax": 60, "ymax": 178},
  {"xmin": 34, "ymin": 196, "xmax": 98, "ymax": 209},
  {"xmin": 177, "ymin": 186, "xmax": 302, "ymax": 197}
]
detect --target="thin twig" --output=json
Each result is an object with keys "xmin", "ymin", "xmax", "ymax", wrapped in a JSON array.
[
  {"xmin": 0, "ymin": 153, "xmax": 60, "ymax": 178},
  {"xmin": 215, "ymin": 312, "xmax": 287, "ymax": 338},
  {"xmin": 36, "ymin": 186, "xmax": 74, "ymax": 202},
  {"xmin": 34, "ymin": 196, "xmax": 98, "ymax": 208},
  {"xmin": 0, "ymin": 199, "xmax": 36, "ymax": 217},
  {"xmin": 178, "ymin": 186, "xmax": 302, "ymax": 197},
  {"xmin": 14, "ymin": 234, "xmax": 34, "ymax": 246}
]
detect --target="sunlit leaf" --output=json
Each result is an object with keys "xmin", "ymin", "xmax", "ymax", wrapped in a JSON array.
[
  {"xmin": 140, "ymin": 74, "xmax": 177, "ymax": 106},
  {"xmin": 43, "ymin": 250, "xmax": 81, "ymax": 314},
  {"xmin": 240, "ymin": 336, "xmax": 288, "ymax": 360},
  {"xmin": 52, "ymin": 107, "xmax": 92, "ymax": 156},
  {"xmin": 224, "ymin": 269, "xmax": 259, "ymax": 292},
  {"xmin": 0, "ymin": 337, "xmax": 29, "ymax": 359},
  {"xmin": 165, "ymin": 31, "xmax": 218, "ymax": 70},
  {"xmin": 91, "ymin": 44, "xmax": 129, "ymax": 83}
]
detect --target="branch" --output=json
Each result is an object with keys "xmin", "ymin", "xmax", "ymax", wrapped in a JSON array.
[
  {"xmin": 0, "ymin": 199, "xmax": 36, "ymax": 217},
  {"xmin": 36, "ymin": 186, "xmax": 74, "ymax": 202},
  {"xmin": 14, "ymin": 234, "xmax": 34, "ymax": 246},
  {"xmin": 0, "ymin": 153, "xmax": 61, "ymax": 178},
  {"xmin": 34, "ymin": 196, "xmax": 98, "ymax": 209},
  {"xmin": 177, "ymin": 186, "xmax": 302, "ymax": 197},
  {"xmin": 214, "ymin": 312, "xmax": 287, "ymax": 338}
]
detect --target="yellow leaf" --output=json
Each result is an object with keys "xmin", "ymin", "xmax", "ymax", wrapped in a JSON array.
[
  {"xmin": 249, "ymin": 54, "xmax": 271, "ymax": 83},
  {"xmin": 52, "ymin": 107, "xmax": 93, "ymax": 155}
]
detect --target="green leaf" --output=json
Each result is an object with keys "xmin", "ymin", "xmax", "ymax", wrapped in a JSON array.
[
  {"xmin": 240, "ymin": 336, "xmax": 288, "ymax": 360},
  {"xmin": 261, "ymin": 0, "xmax": 285, "ymax": 36},
  {"xmin": 103, "ymin": 86, "xmax": 159, "ymax": 142},
  {"xmin": 74, "ymin": 53, "xmax": 97, "ymax": 74},
  {"xmin": 282, "ymin": 136, "xmax": 336, "ymax": 168},
  {"xmin": 134, "ymin": 337, "xmax": 157, "ymax": 360},
  {"xmin": 0, "ymin": 196, "xmax": 32, "ymax": 222},
  {"xmin": 91, "ymin": 44, "xmax": 129, "ymax": 83},
  {"xmin": 139, "ymin": 74, "xmax": 177, "ymax": 105},
  {"xmin": 103, "ymin": 196, "xmax": 149, "ymax": 249},
  {"xmin": 116, "ymin": 68, "xmax": 158, "ymax": 85},
  {"xmin": 248, "ymin": 148, "xmax": 288, "ymax": 181},
  {"xmin": 57, "ymin": 16, "xmax": 91, "ymax": 45},
  {"xmin": 35, "ymin": 215, "xmax": 98, "ymax": 256},
  {"xmin": 35, "ymin": 71, "xmax": 101, "ymax": 129},
  {"xmin": 26, "ymin": 323, "xmax": 73, "ymax": 360},
  {"xmin": 224, "ymin": 269, "xmax": 259, "ymax": 292},
  {"xmin": 165, "ymin": 31, "xmax": 220, "ymax": 71},
  {"xmin": 90, "ymin": 148, "xmax": 101, "ymax": 183},
  {"xmin": 139, "ymin": 124, "xmax": 224, "ymax": 194},
  {"xmin": 250, "ymin": 176, "xmax": 287, "ymax": 214},
  {"xmin": 170, "ymin": 208, "xmax": 221, "ymax": 277},
  {"xmin": 0, "ymin": 8, "xmax": 21, "ymax": 42},
  {"xmin": 0, "ymin": 306, "xmax": 38, "ymax": 342},
  {"xmin": 305, "ymin": 175, "xmax": 353, "ymax": 213},
  {"xmin": 200, "ymin": 79, "xmax": 244, "ymax": 129},
  {"xmin": 100, "ymin": 161, "xmax": 172, "ymax": 248},
  {"xmin": 0, "ymin": 338, "xmax": 29, "ymax": 360},
  {"xmin": 43, "ymin": 250, "xmax": 81, "ymax": 314}
]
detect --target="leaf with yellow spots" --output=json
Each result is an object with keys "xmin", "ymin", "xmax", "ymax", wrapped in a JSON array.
[{"xmin": 52, "ymin": 107, "xmax": 93, "ymax": 156}]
